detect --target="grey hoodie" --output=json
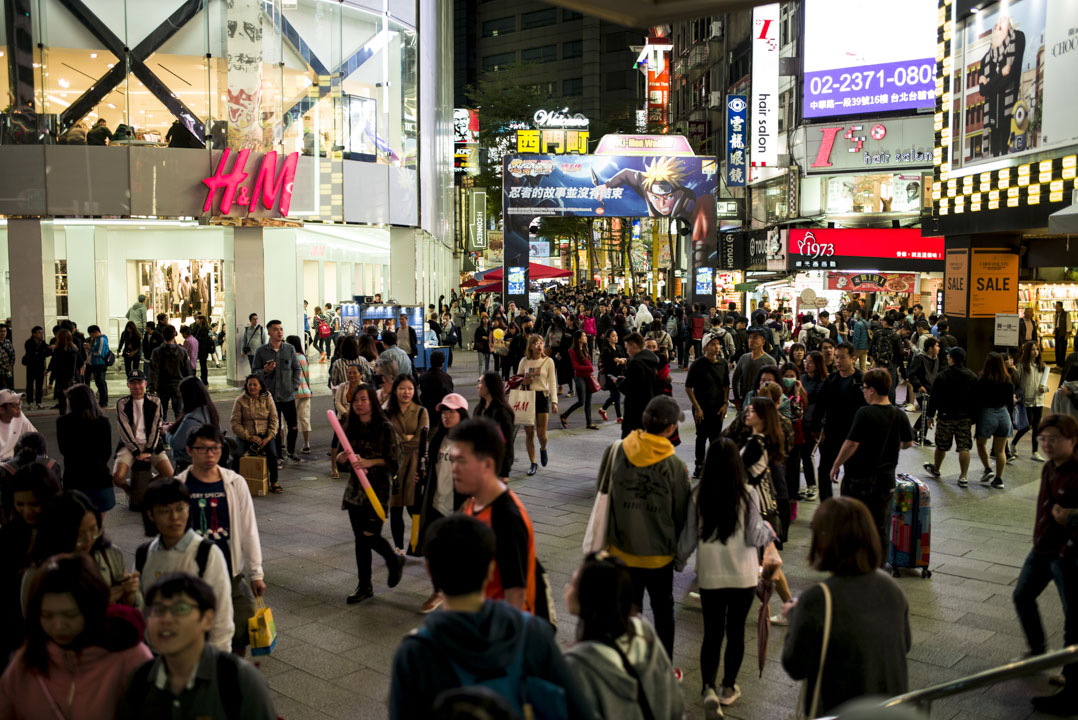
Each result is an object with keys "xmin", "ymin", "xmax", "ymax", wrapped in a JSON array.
[{"xmin": 565, "ymin": 616, "xmax": 685, "ymax": 720}]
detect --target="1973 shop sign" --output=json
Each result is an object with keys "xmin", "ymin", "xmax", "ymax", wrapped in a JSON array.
[{"xmin": 794, "ymin": 231, "xmax": 834, "ymax": 259}]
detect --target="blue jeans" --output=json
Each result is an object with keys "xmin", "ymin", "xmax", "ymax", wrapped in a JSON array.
[
  {"xmin": 562, "ymin": 376, "xmax": 593, "ymax": 425},
  {"xmin": 90, "ymin": 365, "xmax": 108, "ymax": 406},
  {"xmin": 1013, "ymin": 550, "xmax": 1078, "ymax": 686}
]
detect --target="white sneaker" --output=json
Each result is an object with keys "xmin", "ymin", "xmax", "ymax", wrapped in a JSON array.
[
  {"xmin": 958, "ymin": 477, "xmax": 968, "ymax": 488},
  {"xmin": 719, "ymin": 684, "xmax": 742, "ymax": 706},
  {"xmin": 1033, "ymin": 452, "xmax": 1046, "ymax": 462},
  {"xmin": 769, "ymin": 613, "xmax": 788, "ymax": 626},
  {"xmin": 702, "ymin": 687, "xmax": 724, "ymax": 719}
]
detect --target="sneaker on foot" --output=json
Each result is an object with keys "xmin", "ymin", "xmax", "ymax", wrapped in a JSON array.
[
  {"xmin": 346, "ymin": 584, "xmax": 374, "ymax": 604},
  {"xmin": 598, "ymin": 409, "xmax": 608, "ymax": 421},
  {"xmin": 923, "ymin": 463, "xmax": 941, "ymax": 478},
  {"xmin": 387, "ymin": 553, "xmax": 405, "ymax": 588},
  {"xmin": 1033, "ymin": 451, "xmax": 1046, "ymax": 462},
  {"xmin": 420, "ymin": 592, "xmax": 443, "ymax": 614},
  {"xmin": 692, "ymin": 465, "xmax": 702, "ymax": 479},
  {"xmin": 540, "ymin": 448, "xmax": 549, "ymax": 467},
  {"xmin": 991, "ymin": 476, "xmax": 1005, "ymax": 489},
  {"xmin": 803, "ymin": 486, "xmax": 818, "ymax": 501},
  {"xmin": 980, "ymin": 468, "xmax": 994, "ymax": 483},
  {"xmin": 719, "ymin": 684, "xmax": 742, "ymax": 707},
  {"xmin": 301, "ymin": 445, "xmax": 311, "ymax": 454},
  {"xmin": 702, "ymin": 687, "xmax": 724, "ymax": 719},
  {"xmin": 958, "ymin": 477, "xmax": 968, "ymax": 488},
  {"xmin": 769, "ymin": 613, "xmax": 788, "ymax": 626}
]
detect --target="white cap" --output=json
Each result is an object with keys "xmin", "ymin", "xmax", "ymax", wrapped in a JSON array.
[{"xmin": 0, "ymin": 389, "xmax": 25, "ymax": 406}]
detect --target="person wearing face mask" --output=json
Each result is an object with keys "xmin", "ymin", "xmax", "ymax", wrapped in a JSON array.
[{"xmin": 0, "ymin": 554, "xmax": 152, "ymax": 719}]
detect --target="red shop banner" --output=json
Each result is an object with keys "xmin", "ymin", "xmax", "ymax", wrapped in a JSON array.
[
  {"xmin": 788, "ymin": 228, "xmax": 944, "ymax": 272},
  {"xmin": 827, "ymin": 272, "xmax": 918, "ymax": 293}
]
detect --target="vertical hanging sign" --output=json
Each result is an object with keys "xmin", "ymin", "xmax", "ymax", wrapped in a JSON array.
[
  {"xmin": 750, "ymin": 3, "xmax": 780, "ymax": 168},
  {"xmin": 726, "ymin": 95, "xmax": 747, "ymax": 187}
]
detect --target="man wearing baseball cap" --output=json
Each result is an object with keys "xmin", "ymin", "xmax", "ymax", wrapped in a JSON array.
[
  {"xmin": 0, "ymin": 389, "xmax": 36, "ymax": 461},
  {"xmin": 113, "ymin": 370, "xmax": 174, "ymax": 495}
]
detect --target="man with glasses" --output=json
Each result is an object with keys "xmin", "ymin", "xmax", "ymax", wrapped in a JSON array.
[
  {"xmin": 1012, "ymin": 413, "xmax": 1078, "ymax": 714},
  {"xmin": 118, "ymin": 574, "xmax": 277, "ymax": 719},
  {"xmin": 178, "ymin": 424, "xmax": 265, "ymax": 656},
  {"xmin": 135, "ymin": 478, "xmax": 233, "ymax": 651}
]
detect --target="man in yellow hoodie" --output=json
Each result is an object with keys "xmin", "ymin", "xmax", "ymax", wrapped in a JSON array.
[{"xmin": 598, "ymin": 395, "xmax": 695, "ymax": 660}]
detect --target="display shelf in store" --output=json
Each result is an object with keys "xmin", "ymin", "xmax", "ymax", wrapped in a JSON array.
[{"xmin": 1018, "ymin": 282, "xmax": 1078, "ymax": 364}]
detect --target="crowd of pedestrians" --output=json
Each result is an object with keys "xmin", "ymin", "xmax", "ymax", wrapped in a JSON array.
[{"xmin": 0, "ymin": 287, "xmax": 1074, "ymax": 720}]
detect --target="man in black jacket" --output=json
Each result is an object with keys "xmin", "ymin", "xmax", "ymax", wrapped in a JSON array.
[
  {"xmin": 906, "ymin": 337, "xmax": 940, "ymax": 444},
  {"xmin": 923, "ymin": 347, "xmax": 979, "ymax": 487},
  {"xmin": 619, "ymin": 332, "xmax": 660, "ymax": 438},
  {"xmin": 141, "ymin": 321, "xmax": 163, "ymax": 383},
  {"xmin": 816, "ymin": 342, "xmax": 866, "ymax": 501},
  {"xmin": 870, "ymin": 312, "xmax": 905, "ymax": 403},
  {"xmin": 419, "ymin": 351, "xmax": 454, "ymax": 429},
  {"xmin": 193, "ymin": 315, "xmax": 213, "ymax": 385},
  {"xmin": 151, "ymin": 325, "xmax": 193, "ymax": 420}
]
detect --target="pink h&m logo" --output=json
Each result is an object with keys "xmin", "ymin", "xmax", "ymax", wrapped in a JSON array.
[{"xmin": 202, "ymin": 149, "xmax": 300, "ymax": 217}]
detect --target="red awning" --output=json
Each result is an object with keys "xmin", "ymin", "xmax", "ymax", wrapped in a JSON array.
[
  {"xmin": 472, "ymin": 281, "xmax": 501, "ymax": 293},
  {"xmin": 481, "ymin": 262, "xmax": 571, "ymax": 281},
  {"xmin": 460, "ymin": 277, "xmax": 479, "ymax": 288}
]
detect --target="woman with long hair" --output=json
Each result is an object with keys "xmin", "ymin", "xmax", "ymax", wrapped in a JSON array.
[
  {"xmin": 560, "ymin": 330, "xmax": 599, "ymax": 430},
  {"xmin": 330, "ymin": 335, "xmax": 372, "ymax": 389},
  {"xmin": 779, "ymin": 362, "xmax": 812, "ymax": 503},
  {"xmin": 599, "ymin": 328, "xmax": 627, "ymax": 423},
  {"xmin": 167, "ymin": 377, "xmax": 221, "ymax": 472},
  {"xmin": 0, "ymin": 554, "xmax": 151, "ymax": 719},
  {"xmin": 975, "ymin": 351, "xmax": 1015, "ymax": 488},
  {"xmin": 564, "ymin": 553, "xmax": 683, "ymax": 720},
  {"xmin": 798, "ymin": 351, "xmax": 828, "ymax": 501},
  {"xmin": 357, "ymin": 333, "xmax": 379, "ymax": 365},
  {"xmin": 415, "ymin": 394, "xmax": 469, "ymax": 613},
  {"xmin": 386, "ymin": 374, "xmax": 429, "ymax": 555},
  {"xmin": 476, "ymin": 371, "xmax": 515, "ymax": 479},
  {"xmin": 29, "ymin": 490, "xmax": 140, "ymax": 608},
  {"xmin": 557, "ymin": 314, "xmax": 579, "ymax": 397},
  {"xmin": 788, "ymin": 342, "xmax": 807, "ymax": 376},
  {"xmin": 56, "ymin": 384, "xmax": 113, "ymax": 512},
  {"xmin": 336, "ymin": 384, "xmax": 403, "ymax": 604},
  {"xmin": 47, "ymin": 329, "xmax": 83, "ymax": 415},
  {"xmin": 695, "ymin": 438, "xmax": 780, "ymax": 713},
  {"xmin": 229, "ymin": 374, "xmax": 280, "ymax": 492},
  {"xmin": 473, "ymin": 315, "xmax": 492, "ymax": 373},
  {"xmin": 517, "ymin": 334, "xmax": 558, "ymax": 476},
  {"xmin": 288, "ymin": 334, "xmax": 313, "ymax": 454},
  {"xmin": 118, "ymin": 321, "xmax": 141, "ymax": 379},
  {"xmin": 331, "ymin": 364, "xmax": 365, "ymax": 479},
  {"xmin": 1011, "ymin": 340, "xmax": 1049, "ymax": 461}
]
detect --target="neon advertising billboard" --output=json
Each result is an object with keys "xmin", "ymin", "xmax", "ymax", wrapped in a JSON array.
[
  {"xmin": 202, "ymin": 149, "xmax": 299, "ymax": 217},
  {"xmin": 787, "ymin": 228, "xmax": 943, "ymax": 271},
  {"xmin": 802, "ymin": 0, "xmax": 938, "ymax": 119}
]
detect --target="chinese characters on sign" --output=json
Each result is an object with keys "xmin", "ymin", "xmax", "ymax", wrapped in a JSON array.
[
  {"xmin": 639, "ymin": 35, "xmax": 672, "ymax": 131},
  {"xmin": 516, "ymin": 129, "xmax": 590, "ymax": 155},
  {"xmin": 787, "ymin": 228, "xmax": 944, "ymax": 271},
  {"xmin": 726, "ymin": 95, "xmax": 747, "ymax": 187}
]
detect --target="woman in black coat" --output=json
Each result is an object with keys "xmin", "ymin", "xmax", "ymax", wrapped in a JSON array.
[
  {"xmin": 55, "ymin": 384, "xmax": 114, "ymax": 512},
  {"xmin": 47, "ymin": 328, "xmax": 84, "ymax": 415},
  {"xmin": 475, "ymin": 372, "xmax": 515, "ymax": 480}
]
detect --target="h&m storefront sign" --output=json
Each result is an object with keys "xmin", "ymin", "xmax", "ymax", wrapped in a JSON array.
[
  {"xmin": 202, "ymin": 148, "xmax": 299, "ymax": 217},
  {"xmin": 794, "ymin": 115, "xmax": 934, "ymax": 175}
]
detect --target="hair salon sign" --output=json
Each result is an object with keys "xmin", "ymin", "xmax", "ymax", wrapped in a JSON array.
[{"xmin": 202, "ymin": 148, "xmax": 300, "ymax": 217}]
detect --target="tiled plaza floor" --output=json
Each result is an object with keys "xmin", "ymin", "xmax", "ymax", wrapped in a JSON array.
[{"xmin": 31, "ymin": 350, "xmax": 1073, "ymax": 719}]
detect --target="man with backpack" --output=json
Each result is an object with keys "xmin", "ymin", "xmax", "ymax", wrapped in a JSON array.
[
  {"xmin": 851, "ymin": 308, "xmax": 871, "ymax": 370},
  {"xmin": 686, "ymin": 334, "xmax": 730, "ymax": 478},
  {"xmin": 241, "ymin": 313, "xmax": 266, "ymax": 371},
  {"xmin": 117, "ymin": 574, "xmax": 277, "ymax": 719},
  {"xmin": 689, "ymin": 305, "xmax": 708, "ymax": 363},
  {"xmin": 136, "ymin": 478, "xmax": 234, "ymax": 651},
  {"xmin": 619, "ymin": 333, "xmax": 661, "ymax": 438},
  {"xmin": 799, "ymin": 313, "xmax": 831, "ymax": 354},
  {"xmin": 870, "ymin": 312, "xmax": 905, "ymax": 403},
  {"xmin": 748, "ymin": 310, "xmax": 783, "ymax": 362},
  {"xmin": 151, "ymin": 325, "xmax": 193, "ymax": 420},
  {"xmin": 703, "ymin": 316, "xmax": 735, "ymax": 363},
  {"xmin": 87, "ymin": 324, "xmax": 112, "ymax": 407},
  {"xmin": 388, "ymin": 513, "xmax": 592, "ymax": 720}
]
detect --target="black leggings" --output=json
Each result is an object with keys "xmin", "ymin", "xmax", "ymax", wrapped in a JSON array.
[
  {"xmin": 699, "ymin": 586, "xmax": 756, "ymax": 690},
  {"xmin": 276, "ymin": 399, "xmax": 298, "ymax": 456},
  {"xmin": 347, "ymin": 507, "xmax": 396, "ymax": 587},
  {"xmin": 784, "ymin": 441, "xmax": 817, "ymax": 492},
  {"xmin": 390, "ymin": 506, "xmax": 416, "ymax": 550},
  {"xmin": 1012, "ymin": 404, "xmax": 1044, "ymax": 453},
  {"xmin": 602, "ymin": 376, "xmax": 622, "ymax": 417}
]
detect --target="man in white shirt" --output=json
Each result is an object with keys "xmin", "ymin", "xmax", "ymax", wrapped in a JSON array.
[
  {"xmin": 0, "ymin": 390, "xmax": 36, "ymax": 461},
  {"xmin": 113, "ymin": 371, "xmax": 174, "ymax": 491},
  {"xmin": 635, "ymin": 298, "xmax": 654, "ymax": 332}
]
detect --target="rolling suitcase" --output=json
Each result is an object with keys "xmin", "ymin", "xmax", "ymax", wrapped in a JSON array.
[
  {"xmin": 915, "ymin": 392, "xmax": 931, "ymax": 446},
  {"xmin": 890, "ymin": 473, "xmax": 932, "ymax": 578}
]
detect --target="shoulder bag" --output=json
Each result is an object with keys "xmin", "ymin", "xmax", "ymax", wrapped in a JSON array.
[
  {"xmin": 582, "ymin": 441, "xmax": 621, "ymax": 554},
  {"xmin": 790, "ymin": 582, "xmax": 833, "ymax": 720}
]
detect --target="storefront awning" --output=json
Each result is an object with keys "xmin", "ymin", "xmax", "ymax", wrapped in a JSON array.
[{"xmin": 1049, "ymin": 192, "xmax": 1078, "ymax": 234}]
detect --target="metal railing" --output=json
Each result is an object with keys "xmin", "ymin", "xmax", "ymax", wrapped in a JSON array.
[{"xmin": 880, "ymin": 645, "xmax": 1077, "ymax": 712}]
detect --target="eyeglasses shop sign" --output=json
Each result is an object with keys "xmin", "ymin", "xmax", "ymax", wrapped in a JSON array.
[{"xmin": 796, "ymin": 115, "xmax": 935, "ymax": 175}]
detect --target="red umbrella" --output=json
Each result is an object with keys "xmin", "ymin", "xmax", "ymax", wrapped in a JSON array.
[
  {"xmin": 481, "ymin": 262, "xmax": 572, "ymax": 281},
  {"xmin": 460, "ymin": 277, "xmax": 479, "ymax": 288},
  {"xmin": 471, "ymin": 281, "xmax": 501, "ymax": 293}
]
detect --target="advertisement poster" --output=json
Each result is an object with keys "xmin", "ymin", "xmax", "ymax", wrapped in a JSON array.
[
  {"xmin": 994, "ymin": 313, "xmax": 1020, "ymax": 346},
  {"xmin": 969, "ymin": 249, "xmax": 1018, "ymax": 318},
  {"xmin": 529, "ymin": 240, "xmax": 551, "ymax": 257},
  {"xmin": 787, "ymin": 228, "xmax": 944, "ymax": 271},
  {"xmin": 945, "ymin": 249, "xmax": 969, "ymax": 318},
  {"xmin": 647, "ymin": 43, "xmax": 671, "ymax": 130},
  {"xmin": 951, "ymin": 0, "xmax": 1078, "ymax": 167},
  {"xmin": 751, "ymin": 3, "xmax": 780, "ymax": 167},
  {"xmin": 803, "ymin": 0, "xmax": 937, "ymax": 118},
  {"xmin": 726, "ymin": 95, "xmax": 748, "ymax": 187},
  {"xmin": 827, "ymin": 272, "xmax": 917, "ymax": 293},
  {"xmin": 695, "ymin": 267, "xmax": 714, "ymax": 296},
  {"xmin": 507, "ymin": 266, "xmax": 527, "ymax": 296}
]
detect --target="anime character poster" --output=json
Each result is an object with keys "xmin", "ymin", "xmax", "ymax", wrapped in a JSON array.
[{"xmin": 503, "ymin": 154, "xmax": 718, "ymax": 306}]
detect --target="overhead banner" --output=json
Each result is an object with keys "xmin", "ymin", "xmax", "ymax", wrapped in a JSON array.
[
  {"xmin": 945, "ymin": 249, "xmax": 969, "ymax": 318},
  {"xmin": 787, "ymin": 228, "xmax": 944, "ymax": 271},
  {"xmin": 802, "ymin": 0, "xmax": 937, "ymax": 118},
  {"xmin": 454, "ymin": 108, "xmax": 479, "ymax": 176},
  {"xmin": 644, "ymin": 36, "xmax": 672, "ymax": 130},
  {"xmin": 827, "ymin": 272, "xmax": 917, "ymax": 293},
  {"xmin": 969, "ymin": 249, "xmax": 1018, "ymax": 318},
  {"xmin": 750, "ymin": 3, "xmax": 780, "ymax": 168},
  {"xmin": 468, "ymin": 190, "xmax": 487, "ymax": 250},
  {"xmin": 726, "ymin": 94, "xmax": 748, "ymax": 186}
]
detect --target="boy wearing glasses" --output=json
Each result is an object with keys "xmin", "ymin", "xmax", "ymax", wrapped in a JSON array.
[
  {"xmin": 178, "ymin": 424, "xmax": 265, "ymax": 656},
  {"xmin": 135, "ymin": 478, "xmax": 234, "ymax": 651},
  {"xmin": 119, "ymin": 574, "xmax": 277, "ymax": 719}
]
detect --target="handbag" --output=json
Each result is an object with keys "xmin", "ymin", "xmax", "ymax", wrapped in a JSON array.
[
  {"xmin": 586, "ymin": 374, "xmax": 601, "ymax": 394},
  {"xmin": 248, "ymin": 596, "xmax": 278, "ymax": 655},
  {"xmin": 583, "ymin": 441, "xmax": 621, "ymax": 554},
  {"xmin": 509, "ymin": 388, "xmax": 536, "ymax": 427},
  {"xmin": 790, "ymin": 583, "xmax": 833, "ymax": 720},
  {"xmin": 1012, "ymin": 403, "xmax": 1030, "ymax": 433}
]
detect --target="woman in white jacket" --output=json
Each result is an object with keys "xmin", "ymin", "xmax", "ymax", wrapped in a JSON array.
[
  {"xmin": 1012, "ymin": 340, "xmax": 1050, "ymax": 460},
  {"xmin": 695, "ymin": 437, "xmax": 780, "ymax": 717},
  {"xmin": 517, "ymin": 333, "xmax": 558, "ymax": 476}
]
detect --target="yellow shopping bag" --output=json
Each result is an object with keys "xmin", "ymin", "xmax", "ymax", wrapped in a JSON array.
[{"xmin": 248, "ymin": 596, "xmax": 277, "ymax": 656}]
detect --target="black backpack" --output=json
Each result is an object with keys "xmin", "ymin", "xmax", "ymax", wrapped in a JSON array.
[
  {"xmin": 804, "ymin": 326, "xmax": 827, "ymax": 352},
  {"xmin": 135, "ymin": 536, "xmax": 215, "ymax": 578},
  {"xmin": 125, "ymin": 647, "xmax": 243, "ymax": 716},
  {"xmin": 874, "ymin": 329, "xmax": 896, "ymax": 366}
]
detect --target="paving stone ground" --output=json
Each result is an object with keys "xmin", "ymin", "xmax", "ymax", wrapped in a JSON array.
[{"xmin": 33, "ymin": 350, "xmax": 1073, "ymax": 720}]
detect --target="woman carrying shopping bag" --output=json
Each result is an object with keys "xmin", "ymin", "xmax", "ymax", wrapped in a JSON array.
[{"xmin": 517, "ymin": 333, "xmax": 558, "ymax": 477}]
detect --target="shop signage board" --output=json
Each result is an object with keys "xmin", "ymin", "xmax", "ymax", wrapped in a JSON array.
[
  {"xmin": 750, "ymin": 3, "xmax": 780, "ymax": 167},
  {"xmin": 766, "ymin": 228, "xmax": 786, "ymax": 271},
  {"xmin": 944, "ymin": 249, "xmax": 969, "ymax": 318},
  {"xmin": 202, "ymin": 148, "xmax": 299, "ymax": 217},
  {"xmin": 718, "ymin": 232, "xmax": 745, "ymax": 270},
  {"xmin": 468, "ymin": 189, "xmax": 487, "ymax": 250},
  {"xmin": 969, "ymin": 249, "xmax": 1018, "ymax": 319},
  {"xmin": 827, "ymin": 272, "xmax": 917, "ymax": 293},
  {"xmin": 594, "ymin": 134, "xmax": 695, "ymax": 156},
  {"xmin": 454, "ymin": 108, "xmax": 480, "ymax": 176},
  {"xmin": 994, "ymin": 313, "xmax": 1020, "ymax": 347},
  {"xmin": 797, "ymin": 116, "xmax": 934, "ymax": 175},
  {"xmin": 786, "ymin": 228, "xmax": 944, "ymax": 272},
  {"xmin": 726, "ymin": 94, "xmax": 748, "ymax": 186},
  {"xmin": 639, "ymin": 36, "xmax": 672, "ymax": 130},
  {"xmin": 516, "ymin": 129, "xmax": 590, "ymax": 155},
  {"xmin": 802, "ymin": 0, "xmax": 937, "ymax": 118}
]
